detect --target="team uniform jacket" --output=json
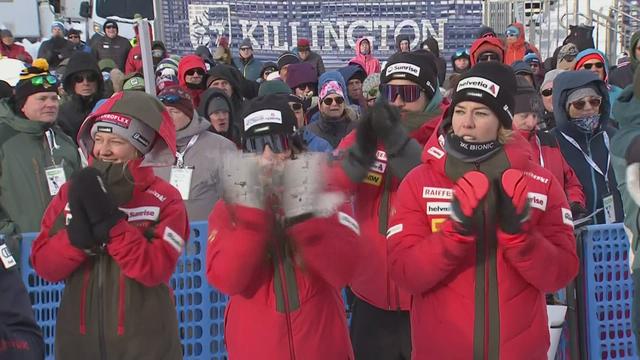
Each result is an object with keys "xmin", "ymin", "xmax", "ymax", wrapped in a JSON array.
[
  {"xmin": 206, "ymin": 201, "xmax": 363, "ymax": 359},
  {"xmin": 386, "ymin": 133, "xmax": 579, "ymax": 360}
]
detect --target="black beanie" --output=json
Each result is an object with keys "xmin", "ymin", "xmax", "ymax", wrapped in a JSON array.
[
  {"xmin": 513, "ymin": 76, "xmax": 543, "ymax": 115},
  {"xmin": 103, "ymin": 20, "xmax": 118, "ymax": 32},
  {"xmin": 14, "ymin": 59, "xmax": 60, "ymax": 111},
  {"xmin": 241, "ymin": 94, "xmax": 297, "ymax": 139},
  {"xmin": 450, "ymin": 62, "xmax": 516, "ymax": 129},
  {"xmin": 277, "ymin": 52, "xmax": 300, "ymax": 70},
  {"xmin": 381, "ymin": 51, "xmax": 438, "ymax": 100}
]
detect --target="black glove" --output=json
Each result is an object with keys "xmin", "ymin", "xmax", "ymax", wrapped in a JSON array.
[
  {"xmin": 450, "ymin": 171, "xmax": 490, "ymax": 235},
  {"xmin": 570, "ymin": 202, "xmax": 592, "ymax": 228},
  {"xmin": 342, "ymin": 107, "xmax": 378, "ymax": 182},
  {"xmin": 70, "ymin": 167, "xmax": 126, "ymax": 244},
  {"xmin": 496, "ymin": 169, "xmax": 531, "ymax": 235},
  {"xmin": 370, "ymin": 103, "xmax": 411, "ymax": 155},
  {"xmin": 67, "ymin": 208, "xmax": 98, "ymax": 250}
]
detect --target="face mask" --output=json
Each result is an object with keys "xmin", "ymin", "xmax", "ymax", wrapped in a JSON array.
[
  {"xmin": 152, "ymin": 49, "xmax": 164, "ymax": 58},
  {"xmin": 571, "ymin": 114, "xmax": 600, "ymax": 133},
  {"xmin": 92, "ymin": 159, "xmax": 136, "ymax": 206}
]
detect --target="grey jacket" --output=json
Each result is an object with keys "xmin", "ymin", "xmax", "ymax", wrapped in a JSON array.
[{"xmin": 154, "ymin": 114, "xmax": 236, "ymax": 221}]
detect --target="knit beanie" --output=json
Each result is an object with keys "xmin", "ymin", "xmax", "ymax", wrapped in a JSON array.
[
  {"xmin": 319, "ymin": 80, "xmax": 345, "ymax": 100},
  {"xmin": 258, "ymin": 80, "xmax": 292, "ymax": 96},
  {"xmin": 240, "ymin": 38, "xmax": 252, "ymax": 49},
  {"xmin": 98, "ymin": 59, "xmax": 117, "ymax": 72},
  {"xmin": 241, "ymin": 94, "xmax": 297, "ymax": 138},
  {"xmin": 260, "ymin": 62, "xmax": 278, "ymax": 79},
  {"xmin": 103, "ymin": 20, "xmax": 118, "ymax": 32},
  {"xmin": 566, "ymin": 86, "xmax": 600, "ymax": 110},
  {"xmin": 541, "ymin": 69, "xmax": 565, "ymax": 90},
  {"xmin": 381, "ymin": 51, "xmax": 438, "ymax": 99},
  {"xmin": 14, "ymin": 59, "xmax": 60, "ymax": 111},
  {"xmin": 206, "ymin": 97, "xmax": 229, "ymax": 116},
  {"xmin": 158, "ymin": 85, "xmax": 194, "ymax": 119},
  {"xmin": 450, "ymin": 62, "xmax": 517, "ymax": 129},
  {"xmin": 574, "ymin": 50, "xmax": 606, "ymax": 71},
  {"xmin": 122, "ymin": 73, "xmax": 145, "ymax": 91},
  {"xmin": 277, "ymin": 52, "xmax": 300, "ymax": 70},
  {"xmin": 556, "ymin": 43, "xmax": 579, "ymax": 70},
  {"xmin": 523, "ymin": 52, "xmax": 540, "ymax": 64},
  {"xmin": 285, "ymin": 63, "xmax": 318, "ymax": 89},
  {"xmin": 297, "ymin": 38, "xmax": 311, "ymax": 51},
  {"xmin": 451, "ymin": 48, "xmax": 471, "ymax": 62},
  {"xmin": 514, "ymin": 76, "xmax": 543, "ymax": 115},
  {"xmin": 90, "ymin": 113, "xmax": 157, "ymax": 154},
  {"xmin": 51, "ymin": 21, "xmax": 65, "ymax": 33}
]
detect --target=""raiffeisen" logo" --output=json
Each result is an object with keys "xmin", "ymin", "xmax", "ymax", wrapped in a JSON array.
[{"xmin": 456, "ymin": 76, "xmax": 500, "ymax": 98}]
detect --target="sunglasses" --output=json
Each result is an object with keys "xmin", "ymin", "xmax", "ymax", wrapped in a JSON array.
[
  {"xmin": 31, "ymin": 75, "xmax": 59, "ymax": 86},
  {"xmin": 289, "ymin": 102, "xmax": 303, "ymax": 111},
  {"xmin": 541, "ymin": 88, "xmax": 552, "ymax": 97},
  {"xmin": 322, "ymin": 97, "xmax": 345, "ymax": 106},
  {"xmin": 455, "ymin": 49, "xmax": 469, "ymax": 57},
  {"xmin": 159, "ymin": 94, "xmax": 182, "ymax": 104},
  {"xmin": 185, "ymin": 68, "xmax": 205, "ymax": 76},
  {"xmin": 240, "ymin": 47, "xmax": 252, "ymax": 51},
  {"xmin": 570, "ymin": 97, "xmax": 602, "ymax": 110},
  {"xmin": 244, "ymin": 133, "xmax": 292, "ymax": 154},
  {"xmin": 478, "ymin": 53, "xmax": 499, "ymax": 62},
  {"xmin": 505, "ymin": 30, "xmax": 519, "ymax": 37},
  {"xmin": 296, "ymin": 83, "xmax": 314, "ymax": 92},
  {"xmin": 381, "ymin": 84, "xmax": 422, "ymax": 103},
  {"xmin": 72, "ymin": 72, "xmax": 98, "ymax": 83},
  {"xmin": 105, "ymin": 25, "xmax": 117, "ymax": 29},
  {"xmin": 582, "ymin": 62, "xmax": 604, "ymax": 70}
]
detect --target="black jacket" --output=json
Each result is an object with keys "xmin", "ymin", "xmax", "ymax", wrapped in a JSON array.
[
  {"xmin": 37, "ymin": 37, "xmax": 73, "ymax": 69},
  {"xmin": 90, "ymin": 34, "xmax": 131, "ymax": 71},
  {"xmin": 198, "ymin": 88, "xmax": 242, "ymax": 146}
]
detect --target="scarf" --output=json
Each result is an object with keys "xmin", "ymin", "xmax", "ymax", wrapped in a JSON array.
[{"xmin": 444, "ymin": 132, "xmax": 502, "ymax": 163}]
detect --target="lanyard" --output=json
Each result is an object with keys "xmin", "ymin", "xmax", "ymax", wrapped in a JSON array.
[
  {"xmin": 560, "ymin": 131, "xmax": 610, "ymax": 187},
  {"xmin": 45, "ymin": 129, "xmax": 59, "ymax": 166},
  {"xmin": 175, "ymin": 134, "xmax": 199, "ymax": 168},
  {"xmin": 535, "ymin": 134, "xmax": 544, "ymax": 168}
]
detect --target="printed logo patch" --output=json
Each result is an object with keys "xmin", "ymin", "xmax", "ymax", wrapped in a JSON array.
[
  {"xmin": 95, "ymin": 113, "xmax": 132, "ymax": 128},
  {"xmin": 426, "ymin": 202, "xmax": 451, "ymax": 215},
  {"xmin": 527, "ymin": 192, "xmax": 548, "ymax": 211},
  {"xmin": 561, "ymin": 208, "xmax": 574, "ymax": 228},
  {"xmin": 163, "ymin": 226, "xmax": 185, "ymax": 253},
  {"xmin": 386, "ymin": 224, "xmax": 403, "ymax": 238},
  {"xmin": 376, "ymin": 150, "xmax": 387, "ymax": 161},
  {"xmin": 431, "ymin": 218, "xmax": 447, "ymax": 232},
  {"xmin": 121, "ymin": 206, "xmax": 160, "ymax": 222},
  {"xmin": 0, "ymin": 244, "xmax": 16, "ymax": 269},
  {"xmin": 133, "ymin": 132, "xmax": 150, "ymax": 147},
  {"xmin": 243, "ymin": 109, "xmax": 283, "ymax": 131},
  {"xmin": 456, "ymin": 76, "xmax": 501, "ymax": 98},
  {"xmin": 385, "ymin": 62, "xmax": 421, "ymax": 77},
  {"xmin": 363, "ymin": 172, "xmax": 383, "ymax": 186},
  {"xmin": 369, "ymin": 160, "xmax": 387, "ymax": 174},
  {"xmin": 423, "ymin": 187, "xmax": 453, "ymax": 199},
  {"xmin": 338, "ymin": 212, "xmax": 360, "ymax": 235},
  {"xmin": 426, "ymin": 146, "xmax": 445, "ymax": 159}
]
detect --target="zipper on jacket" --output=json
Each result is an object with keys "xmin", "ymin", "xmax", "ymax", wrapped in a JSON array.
[
  {"xmin": 117, "ymin": 274, "xmax": 126, "ymax": 335},
  {"xmin": 97, "ymin": 254, "xmax": 107, "ymax": 360},
  {"xmin": 32, "ymin": 158, "xmax": 47, "ymax": 207},
  {"xmin": 274, "ymin": 239, "xmax": 296, "ymax": 360},
  {"xmin": 79, "ymin": 262, "xmax": 92, "ymax": 335}
]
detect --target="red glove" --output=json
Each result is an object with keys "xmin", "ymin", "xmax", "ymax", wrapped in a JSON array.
[
  {"xmin": 497, "ymin": 169, "xmax": 531, "ymax": 239},
  {"xmin": 449, "ymin": 171, "xmax": 490, "ymax": 235}
]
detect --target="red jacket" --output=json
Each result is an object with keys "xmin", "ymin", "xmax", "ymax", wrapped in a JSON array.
[
  {"xmin": 470, "ymin": 36, "xmax": 505, "ymax": 66},
  {"xmin": 520, "ymin": 129, "xmax": 586, "ymax": 207},
  {"xmin": 387, "ymin": 132, "xmax": 579, "ymax": 360},
  {"xmin": 206, "ymin": 201, "xmax": 363, "ymax": 359},
  {"xmin": 178, "ymin": 55, "xmax": 206, "ymax": 107},
  {"xmin": 504, "ymin": 22, "xmax": 540, "ymax": 65},
  {"xmin": 332, "ymin": 107, "xmax": 445, "ymax": 311},
  {"xmin": 0, "ymin": 43, "xmax": 32, "ymax": 63},
  {"xmin": 124, "ymin": 46, "xmax": 142, "ymax": 74},
  {"xmin": 349, "ymin": 38, "xmax": 381, "ymax": 76}
]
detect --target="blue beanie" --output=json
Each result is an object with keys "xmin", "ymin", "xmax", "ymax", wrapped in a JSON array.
[{"xmin": 51, "ymin": 21, "xmax": 65, "ymax": 32}]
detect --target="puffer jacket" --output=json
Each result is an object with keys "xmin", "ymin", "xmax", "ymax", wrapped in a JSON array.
[
  {"xmin": 206, "ymin": 199, "xmax": 363, "ymax": 359},
  {"xmin": 504, "ymin": 22, "xmax": 540, "ymax": 66},
  {"xmin": 304, "ymin": 107, "xmax": 358, "ymax": 151},
  {"xmin": 552, "ymin": 70, "xmax": 624, "ymax": 224},
  {"xmin": 387, "ymin": 129, "xmax": 579, "ymax": 360},
  {"xmin": 349, "ymin": 38, "xmax": 381, "ymax": 76},
  {"xmin": 31, "ymin": 91, "xmax": 189, "ymax": 360}
]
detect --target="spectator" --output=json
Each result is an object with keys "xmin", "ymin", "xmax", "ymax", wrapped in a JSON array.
[
  {"xmin": 297, "ymin": 38, "xmax": 325, "ymax": 76},
  {"xmin": 350, "ymin": 37, "xmax": 381, "ymax": 75},
  {"xmin": 90, "ymin": 20, "xmax": 132, "ymax": 71},
  {"xmin": 470, "ymin": 35, "xmax": 505, "ymax": 66},
  {"xmin": 420, "ymin": 36, "xmax": 447, "ymax": 85},
  {"xmin": 233, "ymin": 38, "xmax": 263, "ymax": 82},
  {"xmin": 387, "ymin": 61, "xmax": 578, "ymax": 359},
  {"xmin": 504, "ymin": 22, "xmax": 540, "ymax": 65},
  {"xmin": 156, "ymin": 86, "xmax": 236, "ymax": 220},
  {"xmin": 206, "ymin": 94, "xmax": 362, "ymax": 359},
  {"xmin": 361, "ymin": 72, "xmax": 381, "ymax": 110},
  {"xmin": 57, "ymin": 52, "xmax": 105, "ymax": 142},
  {"xmin": 259, "ymin": 61, "xmax": 278, "ymax": 83},
  {"xmin": 524, "ymin": 52, "xmax": 544, "ymax": 86},
  {"xmin": 155, "ymin": 57, "xmax": 179, "ymax": 93},
  {"xmin": 198, "ymin": 88, "xmax": 242, "ymax": 146},
  {"xmin": 178, "ymin": 54, "xmax": 207, "ymax": 106},
  {"xmin": 556, "ymin": 43, "xmax": 579, "ymax": 71},
  {"xmin": 512, "ymin": 60, "xmax": 536, "ymax": 88},
  {"xmin": 98, "ymin": 58, "xmax": 117, "ymax": 97},
  {"xmin": 121, "ymin": 72, "xmax": 145, "ymax": 91},
  {"xmin": 552, "ymin": 70, "xmax": 624, "ymax": 224},
  {"xmin": 512, "ymin": 76, "xmax": 587, "ymax": 220},
  {"xmin": 206, "ymin": 64, "xmax": 246, "ymax": 125},
  {"xmin": 125, "ymin": 22, "xmax": 155, "ymax": 74},
  {"xmin": 539, "ymin": 69, "xmax": 565, "ymax": 129},
  {"xmin": 396, "ymin": 34, "xmax": 411, "ymax": 53},
  {"xmin": 338, "ymin": 63, "xmax": 366, "ymax": 109},
  {"xmin": 277, "ymin": 51, "xmax": 300, "ymax": 83},
  {"xmin": 195, "ymin": 45, "xmax": 215, "ymax": 71},
  {"xmin": 574, "ymin": 49, "xmax": 623, "ymax": 113},
  {"xmin": 31, "ymin": 91, "xmax": 188, "ymax": 360},
  {"xmin": 257, "ymin": 79, "xmax": 291, "ymax": 97},
  {"xmin": 67, "ymin": 28, "xmax": 92, "ymax": 55},
  {"xmin": 304, "ymin": 74, "xmax": 358, "ymax": 152},
  {"xmin": 610, "ymin": 30, "xmax": 640, "ymax": 89},
  {"xmin": 0, "ymin": 59, "xmax": 81, "ymax": 237},
  {"xmin": 476, "ymin": 25, "xmax": 497, "ymax": 38},
  {"xmin": 212, "ymin": 36, "xmax": 232, "ymax": 65},
  {"xmin": 151, "ymin": 41, "xmax": 168, "ymax": 68},
  {"xmin": 0, "ymin": 240, "xmax": 44, "ymax": 360},
  {"xmin": 286, "ymin": 62, "xmax": 318, "ymax": 99},
  {"xmin": 445, "ymin": 48, "xmax": 471, "ymax": 90},
  {"xmin": 0, "ymin": 29, "xmax": 32, "ymax": 63},
  {"xmin": 37, "ymin": 21, "xmax": 73, "ymax": 70}
]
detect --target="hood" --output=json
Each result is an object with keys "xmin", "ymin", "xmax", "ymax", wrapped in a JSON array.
[
  {"xmin": 422, "ymin": 37, "xmax": 440, "ymax": 57},
  {"xmin": 206, "ymin": 64, "xmax": 241, "ymax": 93},
  {"xmin": 512, "ymin": 60, "xmax": 533, "ymax": 75},
  {"xmin": 552, "ymin": 70, "xmax": 610, "ymax": 135},
  {"xmin": 630, "ymin": 31, "xmax": 640, "ymax": 68},
  {"xmin": 152, "ymin": 40, "xmax": 167, "ymax": 52},
  {"xmin": 285, "ymin": 62, "xmax": 319, "ymax": 89},
  {"xmin": 317, "ymin": 71, "xmax": 350, "ymax": 105},
  {"xmin": 176, "ymin": 111, "xmax": 211, "ymax": 144},
  {"xmin": 396, "ymin": 35, "xmax": 412, "ymax": 52},
  {"xmin": 507, "ymin": 22, "xmax": 526, "ymax": 47},
  {"xmin": 62, "ymin": 52, "xmax": 104, "ymax": 95},
  {"xmin": 0, "ymin": 99, "xmax": 52, "ymax": 135},
  {"xmin": 178, "ymin": 55, "xmax": 206, "ymax": 87},
  {"xmin": 77, "ymin": 91, "xmax": 176, "ymax": 167},
  {"xmin": 611, "ymin": 86, "xmax": 640, "ymax": 157},
  {"xmin": 574, "ymin": 48, "xmax": 610, "ymax": 83},
  {"xmin": 354, "ymin": 37, "xmax": 374, "ymax": 59},
  {"xmin": 195, "ymin": 46, "xmax": 213, "ymax": 60},
  {"xmin": 337, "ymin": 64, "xmax": 365, "ymax": 84},
  {"xmin": 197, "ymin": 88, "xmax": 235, "ymax": 125},
  {"xmin": 470, "ymin": 36, "xmax": 504, "ymax": 66}
]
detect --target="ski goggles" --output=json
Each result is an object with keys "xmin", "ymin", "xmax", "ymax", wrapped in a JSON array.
[
  {"xmin": 505, "ymin": 28, "xmax": 520, "ymax": 37},
  {"xmin": 454, "ymin": 48, "xmax": 469, "ymax": 58},
  {"xmin": 570, "ymin": 97, "xmax": 602, "ymax": 110},
  {"xmin": 581, "ymin": 62, "xmax": 604, "ymax": 70},
  {"xmin": 158, "ymin": 94, "xmax": 183, "ymax": 104},
  {"xmin": 30, "ymin": 75, "xmax": 59, "ymax": 87},
  {"xmin": 381, "ymin": 84, "xmax": 422, "ymax": 103},
  {"xmin": 244, "ymin": 133, "xmax": 292, "ymax": 154}
]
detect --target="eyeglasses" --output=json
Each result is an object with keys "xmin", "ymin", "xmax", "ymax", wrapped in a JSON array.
[
  {"xmin": 505, "ymin": 30, "xmax": 519, "ymax": 37},
  {"xmin": 570, "ymin": 97, "xmax": 602, "ymax": 110},
  {"xmin": 159, "ymin": 94, "xmax": 182, "ymax": 104},
  {"xmin": 322, "ymin": 97, "xmax": 345, "ymax": 106},
  {"xmin": 244, "ymin": 133, "xmax": 292, "ymax": 154},
  {"xmin": 381, "ymin": 84, "xmax": 422, "ymax": 103},
  {"xmin": 455, "ymin": 49, "xmax": 469, "ymax": 57},
  {"xmin": 31, "ymin": 75, "xmax": 59, "ymax": 86},
  {"xmin": 105, "ymin": 25, "xmax": 117, "ymax": 29},
  {"xmin": 582, "ymin": 62, "xmax": 604, "ymax": 70},
  {"xmin": 72, "ymin": 72, "xmax": 98, "ymax": 83},
  {"xmin": 541, "ymin": 88, "xmax": 552, "ymax": 97},
  {"xmin": 185, "ymin": 68, "xmax": 205, "ymax": 76},
  {"xmin": 289, "ymin": 102, "xmax": 303, "ymax": 111}
]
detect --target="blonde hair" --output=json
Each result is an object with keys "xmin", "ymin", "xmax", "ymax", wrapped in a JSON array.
[{"xmin": 498, "ymin": 127, "xmax": 513, "ymax": 144}]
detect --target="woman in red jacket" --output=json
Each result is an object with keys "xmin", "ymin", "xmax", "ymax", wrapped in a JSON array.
[
  {"xmin": 387, "ymin": 62, "xmax": 579, "ymax": 360},
  {"xmin": 206, "ymin": 94, "xmax": 363, "ymax": 360},
  {"xmin": 31, "ymin": 91, "xmax": 189, "ymax": 360}
]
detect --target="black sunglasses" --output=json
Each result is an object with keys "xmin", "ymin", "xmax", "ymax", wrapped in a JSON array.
[
  {"xmin": 322, "ymin": 97, "xmax": 345, "ymax": 106},
  {"xmin": 478, "ymin": 52, "xmax": 500, "ymax": 62},
  {"xmin": 541, "ymin": 88, "xmax": 552, "ymax": 97},
  {"xmin": 185, "ymin": 68, "xmax": 205, "ymax": 76},
  {"xmin": 582, "ymin": 62, "xmax": 604, "ymax": 70},
  {"xmin": 289, "ymin": 102, "xmax": 303, "ymax": 111},
  {"xmin": 296, "ymin": 83, "xmax": 314, "ymax": 91},
  {"xmin": 73, "ymin": 72, "xmax": 98, "ymax": 83},
  {"xmin": 571, "ymin": 98, "xmax": 601, "ymax": 110}
]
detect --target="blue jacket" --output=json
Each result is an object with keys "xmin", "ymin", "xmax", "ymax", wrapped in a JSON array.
[
  {"xmin": 233, "ymin": 56, "xmax": 263, "ymax": 82},
  {"xmin": 551, "ymin": 70, "xmax": 624, "ymax": 224},
  {"xmin": 0, "ymin": 239, "xmax": 44, "ymax": 360}
]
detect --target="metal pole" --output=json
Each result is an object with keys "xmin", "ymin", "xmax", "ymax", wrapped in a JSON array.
[
  {"xmin": 574, "ymin": 0, "xmax": 580, "ymax": 25},
  {"xmin": 137, "ymin": 19, "xmax": 156, "ymax": 96}
]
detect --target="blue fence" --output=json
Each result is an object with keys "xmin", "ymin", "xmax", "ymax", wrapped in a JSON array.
[{"xmin": 17, "ymin": 222, "xmax": 639, "ymax": 359}]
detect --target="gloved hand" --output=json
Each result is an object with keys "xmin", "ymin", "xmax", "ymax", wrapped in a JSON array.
[
  {"xmin": 221, "ymin": 152, "xmax": 265, "ymax": 209},
  {"xmin": 449, "ymin": 171, "xmax": 490, "ymax": 235},
  {"xmin": 625, "ymin": 135, "xmax": 640, "ymax": 206},
  {"xmin": 67, "ymin": 208, "xmax": 98, "ymax": 250},
  {"xmin": 70, "ymin": 167, "xmax": 126, "ymax": 244},
  {"xmin": 569, "ymin": 202, "xmax": 591, "ymax": 229},
  {"xmin": 342, "ymin": 107, "xmax": 378, "ymax": 182},
  {"xmin": 496, "ymin": 169, "xmax": 531, "ymax": 235},
  {"xmin": 370, "ymin": 103, "xmax": 411, "ymax": 156}
]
